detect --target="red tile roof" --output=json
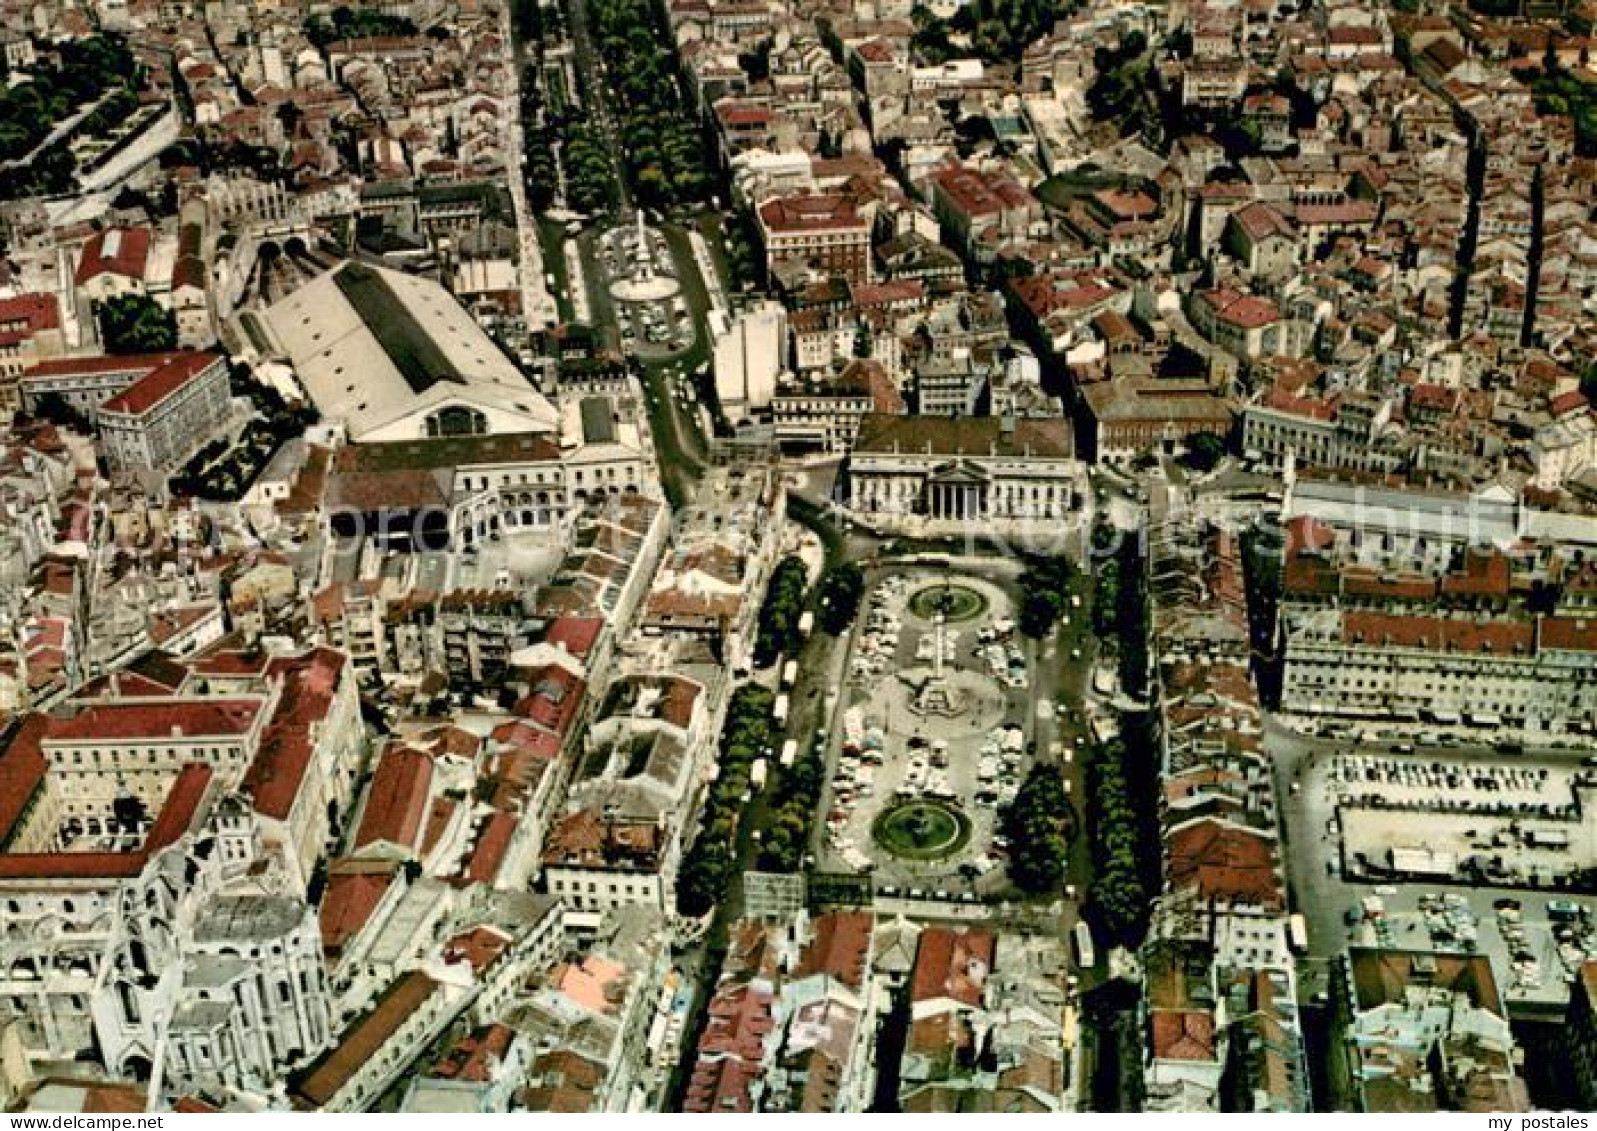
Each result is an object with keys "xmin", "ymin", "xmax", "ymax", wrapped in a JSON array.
[
  {"xmin": 1166, "ymin": 818, "xmax": 1283, "ymax": 910},
  {"xmin": 513, "ymin": 665, "xmax": 586, "ymax": 737},
  {"xmin": 459, "ymin": 810, "xmax": 517, "ymax": 886},
  {"xmin": 932, "ymin": 163, "xmax": 1035, "ymax": 220},
  {"xmin": 692, "ymin": 982, "xmax": 777, "ymax": 1073},
  {"xmin": 442, "ymin": 926, "xmax": 515, "ymax": 976},
  {"xmin": 143, "ymin": 763, "xmax": 214, "ymax": 851},
  {"xmin": 0, "ymin": 762, "xmax": 211, "ymax": 879},
  {"xmin": 489, "ymin": 719, "xmax": 563, "ymax": 758},
  {"xmin": 0, "ymin": 292, "xmax": 60, "ymax": 347},
  {"xmin": 0, "ymin": 716, "xmax": 50, "ymax": 845},
  {"xmin": 355, "ymin": 746, "xmax": 434, "ymax": 852},
  {"xmin": 759, "ymin": 194, "xmax": 867, "ymax": 234},
  {"xmin": 1540, "ymin": 617, "xmax": 1597, "ymax": 653},
  {"xmin": 544, "ymin": 616, "xmax": 604, "ymax": 660},
  {"xmin": 1342, "ymin": 611, "xmax": 1536, "ymax": 656},
  {"xmin": 75, "ymin": 227, "xmax": 152, "ymax": 285},
  {"xmin": 1550, "ymin": 390, "xmax": 1589, "ymax": 417},
  {"xmin": 245, "ymin": 648, "xmax": 348, "ymax": 820},
  {"xmin": 1233, "ymin": 201, "xmax": 1295, "ymax": 243},
  {"xmin": 1264, "ymin": 386, "xmax": 1336, "ymax": 420},
  {"xmin": 1151, "ymin": 1010, "xmax": 1218, "ymax": 1062},
  {"xmin": 1439, "ymin": 549, "xmax": 1511, "ymax": 600},
  {"xmin": 319, "ymin": 863, "xmax": 397, "ymax": 956},
  {"xmin": 1200, "ymin": 288, "xmax": 1281, "ymax": 329},
  {"xmin": 683, "ymin": 1056, "xmax": 764, "ymax": 1114},
  {"xmin": 911, "ymin": 927, "xmax": 994, "ymax": 1007},
  {"xmin": 716, "ymin": 102, "xmax": 774, "ymax": 128},
  {"xmin": 24, "ymin": 351, "xmax": 185, "ymax": 380},
  {"xmin": 46, "ymin": 699, "xmax": 262, "ymax": 742},
  {"xmin": 294, "ymin": 973, "xmax": 440, "ymax": 1109},
  {"xmin": 99, "ymin": 352, "xmax": 223, "ymax": 417},
  {"xmin": 795, "ymin": 911, "xmax": 872, "ymax": 987},
  {"xmin": 431, "ymin": 1023, "xmax": 516, "ymax": 1083},
  {"xmin": 1295, "ymin": 200, "xmax": 1379, "ymax": 226},
  {"xmin": 1093, "ymin": 188, "xmax": 1159, "ymax": 221}
]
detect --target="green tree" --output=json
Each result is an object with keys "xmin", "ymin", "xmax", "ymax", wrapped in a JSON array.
[
  {"xmin": 1017, "ymin": 556, "xmax": 1077, "ymax": 639},
  {"xmin": 677, "ymin": 686, "xmax": 776, "ymax": 916},
  {"xmin": 1182, "ymin": 430, "xmax": 1228, "ymax": 472},
  {"xmin": 816, "ymin": 562, "xmax": 865, "ymax": 635},
  {"xmin": 1085, "ymin": 739, "xmax": 1152, "ymax": 945},
  {"xmin": 96, "ymin": 294, "xmax": 176, "ymax": 354},
  {"xmin": 1001, "ymin": 764, "xmax": 1077, "ymax": 894},
  {"xmin": 754, "ymin": 556, "xmax": 809, "ymax": 667}
]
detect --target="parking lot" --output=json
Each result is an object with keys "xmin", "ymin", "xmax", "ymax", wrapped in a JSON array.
[
  {"xmin": 815, "ymin": 569, "xmax": 1062, "ymax": 897},
  {"xmin": 1270, "ymin": 718, "xmax": 1597, "ymax": 1013},
  {"xmin": 1325, "ymin": 752, "xmax": 1597, "ymax": 887}
]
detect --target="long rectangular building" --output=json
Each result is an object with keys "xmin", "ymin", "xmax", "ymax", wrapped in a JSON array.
[
  {"xmin": 841, "ymin": 412, "xmax": 1085, "ymax": 528},
  {"xmin": 1278, "ymin": 473, "xmax": 1597, "ymax": 732}
]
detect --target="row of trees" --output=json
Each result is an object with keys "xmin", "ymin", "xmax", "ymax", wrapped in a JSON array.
[
  {"xmin": 519, "ymin": 71, "xmax": 561, "ymax": 214},
  {"xmin": 1091, "ymin": 524, "xmax": 1151, "ymax": 698},
  {"xmin": 1084, "ymin": 736, "xmax": 1151, "ymax": 946},
  {"xmin": 587, "ymin": 0, "xmax": 712, "ymax": 209},
  {"xmin": 1016, "ymin": 556, "xmax": 1078, "ymax": 639},
  {"xmin": 756, "ymin": 739, "xmax": 824, "ymax": 872},
  {"xmin": 516, "ymin": 7, "xmax": 611, "ymax": 218},
  {"xmin": 815, "ymin": 561, "xmax": 865, "ymax": 636},
  {"xmin": 562, "ymin": 121, "xmax": 620, "ymax": 216},
  {"xmin": 676, "ymin": 686, "xmax": 776, "ymax": 917},
  {"xmin": 753, "ymin": 555, "xmax": 809, "ymax": 668},
  {"xmin": 1000, "ymin": 763, "xmax": 1077, "ymax": 894}
]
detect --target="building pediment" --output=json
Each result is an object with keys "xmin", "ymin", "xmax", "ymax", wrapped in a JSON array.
[{"xmin": 928, "ymin": 460, "xmax": 992, "ymax": 485}]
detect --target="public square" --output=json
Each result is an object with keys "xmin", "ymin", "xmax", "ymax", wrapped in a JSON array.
[{"xmin": 815, "ymin": 568, "xmax": 1048, "ymax": 896}]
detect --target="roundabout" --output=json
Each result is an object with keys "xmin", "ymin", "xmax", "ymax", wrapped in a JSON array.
[
  {"xmin": 872, "ymin": 798, "xmax": 972, "ymax": 861},
  {"xmin": 906, "ymin": 582, "xmax": 989, "ymax": 624},
  {"xmin": 597, "ymin": 214, "xmax": 695, "ymax": 358}
]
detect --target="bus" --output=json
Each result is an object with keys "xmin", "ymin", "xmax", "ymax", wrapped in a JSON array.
[
  {"xmin": 1288, "ymin": 913, "xmax": 1309, "ymax": 953},
  {"xmin": 1073, "ymin": 921, "xmax": 1096, "ymax": 970}
]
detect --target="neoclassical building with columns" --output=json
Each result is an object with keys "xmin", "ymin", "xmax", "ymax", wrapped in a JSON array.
[{"xmin": 840, "ymin": 413, "xmax": 1087, "ymax": 529}]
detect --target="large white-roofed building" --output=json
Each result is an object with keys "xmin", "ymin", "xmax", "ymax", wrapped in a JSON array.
[{"xmin": 260, "ymin": 260, "xmax": 558, "ymax": 443}]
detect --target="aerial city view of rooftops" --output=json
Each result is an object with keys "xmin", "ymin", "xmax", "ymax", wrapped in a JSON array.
[{"xmin": 0, "ymin": 0, "xmax": 1595, "ymax": 1116}]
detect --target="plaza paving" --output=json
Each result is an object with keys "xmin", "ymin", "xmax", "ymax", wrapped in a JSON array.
[{"xmin": 817, "ymin": 568, "xmax": 1042, "ymax": 896}]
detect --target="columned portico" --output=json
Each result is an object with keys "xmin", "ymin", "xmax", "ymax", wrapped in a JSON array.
[
  {"xmin": 842, "ymin": 412, "xmax": 1086, "ymax": 532},
  {"xmin": 921, "ymin": 463, "xmax": 991, "ymax": 519}
]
